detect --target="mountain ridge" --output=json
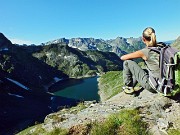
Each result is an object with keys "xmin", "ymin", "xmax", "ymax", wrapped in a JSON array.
[{"xmin": 44, "ymin": 36, "xmax": 146, "ymax": 56}]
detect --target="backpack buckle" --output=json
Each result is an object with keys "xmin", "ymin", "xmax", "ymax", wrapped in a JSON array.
[{"xmin": 158, "ymin": 78, "xmax": 166, "ymax": 92}]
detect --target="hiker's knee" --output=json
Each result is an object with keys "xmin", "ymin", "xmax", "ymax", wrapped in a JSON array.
[{"xmin": 123, "ymin": 60, "xmax": 134, "ymax": 67}]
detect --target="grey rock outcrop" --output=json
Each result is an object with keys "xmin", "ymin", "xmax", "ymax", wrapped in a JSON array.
[{"xmin": 27, "ymin": 90, "xmax": 180, "ymax": 135}]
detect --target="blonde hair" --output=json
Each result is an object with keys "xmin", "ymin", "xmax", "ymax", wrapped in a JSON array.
[{"xmin": 143, "ymin": 27, "xmax": 157, "ymax": 47}]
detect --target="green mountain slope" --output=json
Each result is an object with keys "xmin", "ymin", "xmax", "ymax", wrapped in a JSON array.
[
  {"xmin": 0, "ymin": 33, "xmax": 68, "ymax": 93},
  {"xmin": 98, "ymin": 71, "xmax": 124, "ymax": 101},
  {"xmin": 33, "ymin": 43, "xmax": 123, "ymax": 78}
]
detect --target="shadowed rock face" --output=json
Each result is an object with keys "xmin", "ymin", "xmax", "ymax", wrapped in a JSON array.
[
  {"xmin": 0, "ymin": 33, "xmax": 12, "ymax": 47},
  {"xmin": 0, "ymin": 88, "xmax": 80, "ymax": 135},
  {"xmin": 0, "ymin": 33, "xmax": 68, "ymax": 92}
]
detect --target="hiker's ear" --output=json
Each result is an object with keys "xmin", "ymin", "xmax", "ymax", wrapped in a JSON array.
[
  {"xmin": 142, "ymin": 37, "xmax": 145, "ymax": 42},
  {"xmin": 142, "ymin": 37, "xmax": 147, "ymax": 43},
  {"xmin": 142, "ymin": 37, "xmax": 146, "ymax": 42}
]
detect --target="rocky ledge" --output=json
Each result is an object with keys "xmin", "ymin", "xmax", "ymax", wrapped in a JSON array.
[{"xmin": 20, "ymin": 89, "xmax": 180, "ymax": 135}]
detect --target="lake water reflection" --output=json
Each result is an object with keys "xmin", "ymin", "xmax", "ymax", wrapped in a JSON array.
[{"xmin": 53, "ymin": 76, "xmax": 100, "ymax": 101}]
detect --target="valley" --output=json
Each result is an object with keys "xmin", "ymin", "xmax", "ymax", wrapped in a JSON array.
[{"xmin": 0, "ymin": 33, "xmax": 179, "ymax": 134}]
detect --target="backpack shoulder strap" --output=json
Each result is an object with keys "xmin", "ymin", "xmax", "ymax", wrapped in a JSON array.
[
  {"xmin": 148, "ymin": 42, "xmax": 167, "ymax": 80},
  {"xmin": 147, "ymin": 42, "xmax": 165, "ymax": 53},
  {"xmin": 157, "ymin": 42, "xmax": 166, "ymax": 47}
]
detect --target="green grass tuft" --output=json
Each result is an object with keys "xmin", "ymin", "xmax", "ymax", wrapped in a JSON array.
[
  {"xmin": 90, "ymin": 109, "xmax": 149, "ymax": 135},
  {"xmin": 168, "ymin": 129, "xmax": 180, "ymax": 135},
  {"xmin": 17, "ymin": 124, "xmax": 68, "ymax": 135}
]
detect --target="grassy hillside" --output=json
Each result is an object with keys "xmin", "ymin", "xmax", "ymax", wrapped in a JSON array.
[{"xmin": 98, "ymin": 71, "xmax": 124, "ymax": 101}]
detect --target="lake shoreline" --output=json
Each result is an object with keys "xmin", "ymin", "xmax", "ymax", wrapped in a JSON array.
[
  {"xmin": 48, "ymin": 73, "xmax": 102, "ymax": 91},
  {"xmin": 48, "ymin": 75, "xmax": 99, "ymax": 93},
  {"xmin": 49, "ymin": 76, "xmax": 100, "ymax": 101}
]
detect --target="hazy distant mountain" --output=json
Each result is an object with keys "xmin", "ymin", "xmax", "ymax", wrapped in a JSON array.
[
  {"xmin": 164, "ymin": 40, "xmax": 174, "ymax": 45},
  {"xmin": 171, "ymin": 36, "xmax": 180, "ymax": 50},
  {"xmin": 45, "ymin": 37, "xmax": 146, "ymax": 56},
  {"xmin": 107, "ymin": 37, "xmax": 145, "ymax": 53}
]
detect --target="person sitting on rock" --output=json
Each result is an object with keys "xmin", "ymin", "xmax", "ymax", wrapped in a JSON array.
[{"xmin": 120, "ymin": 27, "xmax": 159, "ymax": 94}]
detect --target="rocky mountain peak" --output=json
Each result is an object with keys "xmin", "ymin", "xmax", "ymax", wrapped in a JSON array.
[
  {"xmin": 45, "ymin": 38, "xmax": 69, "ymax": 45},
  {"xmin": 44, "ymin": 36, "xmax": 146, "ymax": 55}
]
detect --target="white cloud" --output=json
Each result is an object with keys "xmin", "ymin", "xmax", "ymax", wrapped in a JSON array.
[{"xmin": 10, "ymin": 38, "xmax": 33, "ymax": 45}]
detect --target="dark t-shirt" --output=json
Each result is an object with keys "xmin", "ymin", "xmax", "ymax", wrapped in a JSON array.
[{"xmin": 140, "ymin": 47, "xmax": 160, "ymax": 78}]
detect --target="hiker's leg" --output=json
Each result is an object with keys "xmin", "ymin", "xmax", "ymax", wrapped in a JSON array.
[
  {"xmin": 123, "ymin": 60, "xmax": 152, "ymax": 90},
  {"xmin": 123, "ymin": 60, "xmax": 133, "ymax": 87}
]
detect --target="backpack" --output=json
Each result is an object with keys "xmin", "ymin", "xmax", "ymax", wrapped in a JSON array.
[{"xmin": 148, "ymin": 42, "xmax": 180, "ymax": 96}]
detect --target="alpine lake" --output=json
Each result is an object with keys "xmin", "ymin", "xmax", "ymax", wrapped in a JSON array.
[{"xmin": 49, "ymin": 76, "xmax": 100, "ymax": 110}]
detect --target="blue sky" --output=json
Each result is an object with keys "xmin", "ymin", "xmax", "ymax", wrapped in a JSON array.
[{"xmin": 0, "ymin": 0, "xmax": 180, "ymax": 44}]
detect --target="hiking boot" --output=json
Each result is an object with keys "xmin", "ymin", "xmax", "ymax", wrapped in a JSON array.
[
  {"xmin": 122, "ymin": 86, "xmax": 134, "ymax": 94},
  {"xmin": 122, "ymin": 86, "xmax": 142, "ymax": 94},
  {"xmin": 134, "ymin": 86, "xmax": 143, "ymax": 92}
]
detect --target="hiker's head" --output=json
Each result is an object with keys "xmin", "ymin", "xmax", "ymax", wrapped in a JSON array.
[{"xmin": 142, "ymin": 27, "xmax": 157, "ymax": 47}]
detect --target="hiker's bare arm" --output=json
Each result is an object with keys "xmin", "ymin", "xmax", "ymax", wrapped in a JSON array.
[{"xmin": 120, "ymin": 50, "xmax": 147, "ymax": 60}]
